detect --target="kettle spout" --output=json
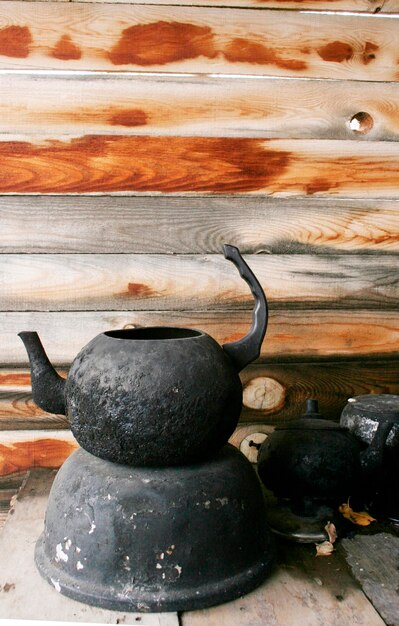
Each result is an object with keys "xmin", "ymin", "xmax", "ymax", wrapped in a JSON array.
[
  {"xmin": 222, "ymin": 245, "xmax": 268, "ymax": 372},
  {"xmin": 360, "ymin": 419, "xmax": 394, "ymax": 478},
  {"xmin": 18, "ymin": 331, "xmax": 66, "ymax": 415}
]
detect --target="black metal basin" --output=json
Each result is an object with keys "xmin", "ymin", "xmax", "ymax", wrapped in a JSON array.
[{"xmin": 35, "ymin": 445, "xmax": 275, "ymax": 612}]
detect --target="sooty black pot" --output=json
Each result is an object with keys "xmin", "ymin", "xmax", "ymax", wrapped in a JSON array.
[
  {"xmin": 19, "ymin": 245, "xmax": 268, "ymax": 466},
  {"xmin": 257, "ymin": 400, "xmax": 363, "ymax": 512},
  {"xmin": 35, "ymin": 445, "xmax": 275, "ymax": 612}
]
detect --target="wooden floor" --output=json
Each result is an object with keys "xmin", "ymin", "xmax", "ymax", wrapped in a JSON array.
[{"xmin": 0, "ymin": 470, "xmax": 398, "ymax": 625}]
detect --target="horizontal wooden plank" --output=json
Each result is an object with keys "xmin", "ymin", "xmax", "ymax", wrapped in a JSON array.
[
  {"xmin": 0, "ymin": 430, "xmax": 78, "ymax": 476},
  {"xmin": 37, "ymin": 0, "xmax": 399, "ymax": 14},
  {"xmin": 1, "ymin": 310, "xmax": 398, "ymax": 366},
  {"xmin": 0, "ymin": 3, "xmax": 398, "ymax": 80},
  {"xmin": 241, "ymin": 360, "xmax": 399, "ymax": 421},
  {"xmin": 19, "ymin": 0, "xmax": 399, "ymax": 13},
  {"xmin": 2, "ymin": 135, "xmax": 399, "ymax": 196},
  {"xmin": 1, "ymin": 254, "xmax": 398, "ymax": 311},
  {"xmin": 1, "ymin": 196, "xmax": 399, "ymax": 255},
  {"xmin": 0, "ymin": 392, "xmax": 68, "ymax": 429},
  {"xmin": 1, "ymin": 359, "xmax": 398, "ymax": 428},
  {"xmin": 2, "ymin": 75, "xmax": 399, "ymax": 141}
]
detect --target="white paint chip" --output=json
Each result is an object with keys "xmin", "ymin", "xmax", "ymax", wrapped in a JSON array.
[
  {"xmin": 88, "ymin": 522, "xmax": 96, "ymax": 534},
  {"xmin": 65, "ymin": 539, "xmax": 72, "ymax": 550},
  {"xmin": 175, "ymin": 565, "xmax": 182, "ymax": 576},
  {"xmin": 50, "ymin": 578, "xmax": 61, "ymax": 592},
  {"xmin": 55, "ymin": 543, "xmax": 68, "ymax": 563}
]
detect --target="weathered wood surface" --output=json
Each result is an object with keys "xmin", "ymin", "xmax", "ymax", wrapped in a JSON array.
[
  {"xmin": 2, "ymin": 136, "xmax": 399, "ymax": 195},
  {"xmin": 0, "ymin": 430, "xmax": 78, "ymax": 476},
  {"xmin": 1, "ymin": 359, "xmax": 398, "ymax": 428},
  {"xmin": 0, "ymin": 4, "xmax": 398, "ymax": 79},
  {"xmin": 240, "ymin": 360, "xmax": 399, "ymax": 421},
  {"xmin": 2, "ymin": 75, "xmax": 399, "ymax": 142},
  {"xmin": 1, "ymin": 310, "xmax": 398, "ymax": 365},
  {"xmin": 0, "ymin": 393, "xmax": 68, "ymax": 429},
  {"xmin": 40, "ymin": 0, "xmax": 399, "ymax": 13},
  {"xmin": 2, "ymin": 196, "xmax": 399, "ymax": 255},
  {"xmin": 183, "ymin": 540, "xmax": 385, "ymax": 626},
  {"xmin": 1, "ymin": 254, "xmax": 397, "ymax": 311},
  {"xmin": 341, "ymin": 533, "xmax": 399, "ymax": 626}
]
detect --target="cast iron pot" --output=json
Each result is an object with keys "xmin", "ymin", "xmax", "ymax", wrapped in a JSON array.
[
  {"xmin": 257, "ymin": 399, "xmax": 391, "ymax": 513},
  {"xmin": 19, "ymin": 245, "xmax": 268, "ymax": 466},
  {"xmin": 35, "ymin": 445, "xmax": 275, "ymax": 612},
  {"xmin": 340, "ymin": 394, "xmax": 399, "ymax": 520}
]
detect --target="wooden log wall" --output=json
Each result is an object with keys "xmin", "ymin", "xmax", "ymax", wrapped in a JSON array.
[{"xmin": 0, "ymin": 0, "xmax": 398, "ymax": 476}]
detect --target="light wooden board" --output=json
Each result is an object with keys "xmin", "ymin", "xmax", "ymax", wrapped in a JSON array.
[
  {"xmin": 1, "ymin": 359, "xmax": 398, "ymax": 428},
  {"xmin": 2, "ymin": 136, "xmax": 399, "ymax": 195},
  {"xmin": 341, "ymin": 534, "xmax": 399, "ymax": 626},
  {"xmin": 182, "ymin": 540, "xmax": 385, "ymax": 626},
  {"xmin": 1, "ymin": 310, "xmax": 398, "ymax": 365},
  {"xmin": 0, "ymin": 470, "xmax": 179, "ymax": 624},
  {"xmin": 27, "ymin": 0, "xmax": 399, "ymax": 12},
  {"xmin": 1, "ymin": 254, "xmax": 397, "ymax": 311},
  {"xmin": 0, "ymin": 3, "xmax": 398, "ymax": 80},
  {"xmin": 1, "ymin": 196, "xmax": 399, "ymax": 255},
  {"xmin": 2, "ymin": 74, "xmax": 399, "ymax": 141}
]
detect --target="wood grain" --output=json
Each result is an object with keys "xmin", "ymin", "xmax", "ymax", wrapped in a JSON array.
[
  {"xmin": 2, "ymin": 75, "xmax": 399, "ymax": 142},
  {"xmin": 1, "ymin": 135, "xmax": 399, "ymax": 196},
  {"xmin": 1, "ymin": 254, "xmax": 397, "ymax": 311},
  {"xmin": 52, "ymin": 0, "xmax": 399, "ymax": 13},
  {"xmin": 1, "ymin": 310, "xmax": 398, "ymax": 366},
  {"xmin": 341, "ymin": 534, "xmax": 399, "ymax": 626},
  {"xmin": 1, "ymin": 359, "xmax": 397, "ymax": 428},
  {"xmin": 183, "ymin": 542, "xmax": 385, "ymax": 626},
  {"xmin": 0, "ymin": 393, "xmax": 68, "ymax": 429},
  {"xmin": 0, "ymin": 3, "xmax": 398, "ymax": 80},
  {"xmin": 0, "ymin": 430, "xmax": 78, "ymax": 476},
  {"xmin": 1, "ymin": 196, "xmax": 398, "ymax": 255},
  {"xmin": 241, "ymin": 360, "xmax": 399, "ymax": 422}
]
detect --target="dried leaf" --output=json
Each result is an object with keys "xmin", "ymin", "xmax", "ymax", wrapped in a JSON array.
[
  {"xmin": 315, "ymin": 541, "xmax": 334, "ymax": 557},
  {"xmin": 339, "ymin": 501, "xmax": 376, "ymax": 526},
  {"xmin": 324, "ymin": 521, "xmax": 337, "ymax": 544}
]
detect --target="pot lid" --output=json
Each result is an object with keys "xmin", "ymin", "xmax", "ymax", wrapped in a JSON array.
[
  {"xmin": 344, "ymin": 395, "xmax": 399, "ymax": 423},
  {"xmin": 275, "ymin": 399, "xmax": 347, "ymax": 432}
]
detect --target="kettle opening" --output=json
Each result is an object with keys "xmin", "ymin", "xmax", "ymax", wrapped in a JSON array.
[{"xmin": 104, "ymin": 327, "xmax": 203, "ymax": 341}]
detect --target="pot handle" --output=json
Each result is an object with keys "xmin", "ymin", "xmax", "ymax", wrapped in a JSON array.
[
  {"xmin": 222, "ymin": 244, "xmax": 268, "ymax": 372},
  {"xmin": 360, "ymin": 418, "xmax": 395, "ymax": 477}
]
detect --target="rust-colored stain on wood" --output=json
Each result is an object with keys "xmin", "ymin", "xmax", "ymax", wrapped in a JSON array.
[
  {"xmin": 362, "ymin": 41, "xmax": 378, "ymax": 64},
  {"xmin": 108, "ymin": 21, "xmax": 217, "ymax": 65},
  {"xmin": 51, "ymin": 35, "xmax": 82, "ymax": 60},
  {"xmin": 317, "ymin": 41, "xmax": 353, "ymax": 62},
  {"xmin": 109, "ymin": 109, "xmax": 148, "ymax": 127},
  {"xmin": 0, "ymin": 135, "xmax": 291, "ymax": 193},
  {"xmin": 0, "ymin": 439, "xmax": 77, "ymax": 476},
  {"xmin": 0, "ymin": 26, "xmax": 32, "ymax": 58},
  {"xmin": 124, "ymin": 282, "xmax": 154, "ymax": 297},
  {"xmin": 306, "ymin": 178, "xmax": 334, "ymax": 195},
  {"xmin": 0, "ymin": 135, "xmax": 398, "ymax": 195},
  {"xmin": 223, "ymin": 38, "xmax": 307, "ymax": 70},
  {"xmin": 0, "ymin": 372, "xmax": 31, "ymax": 387}
]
